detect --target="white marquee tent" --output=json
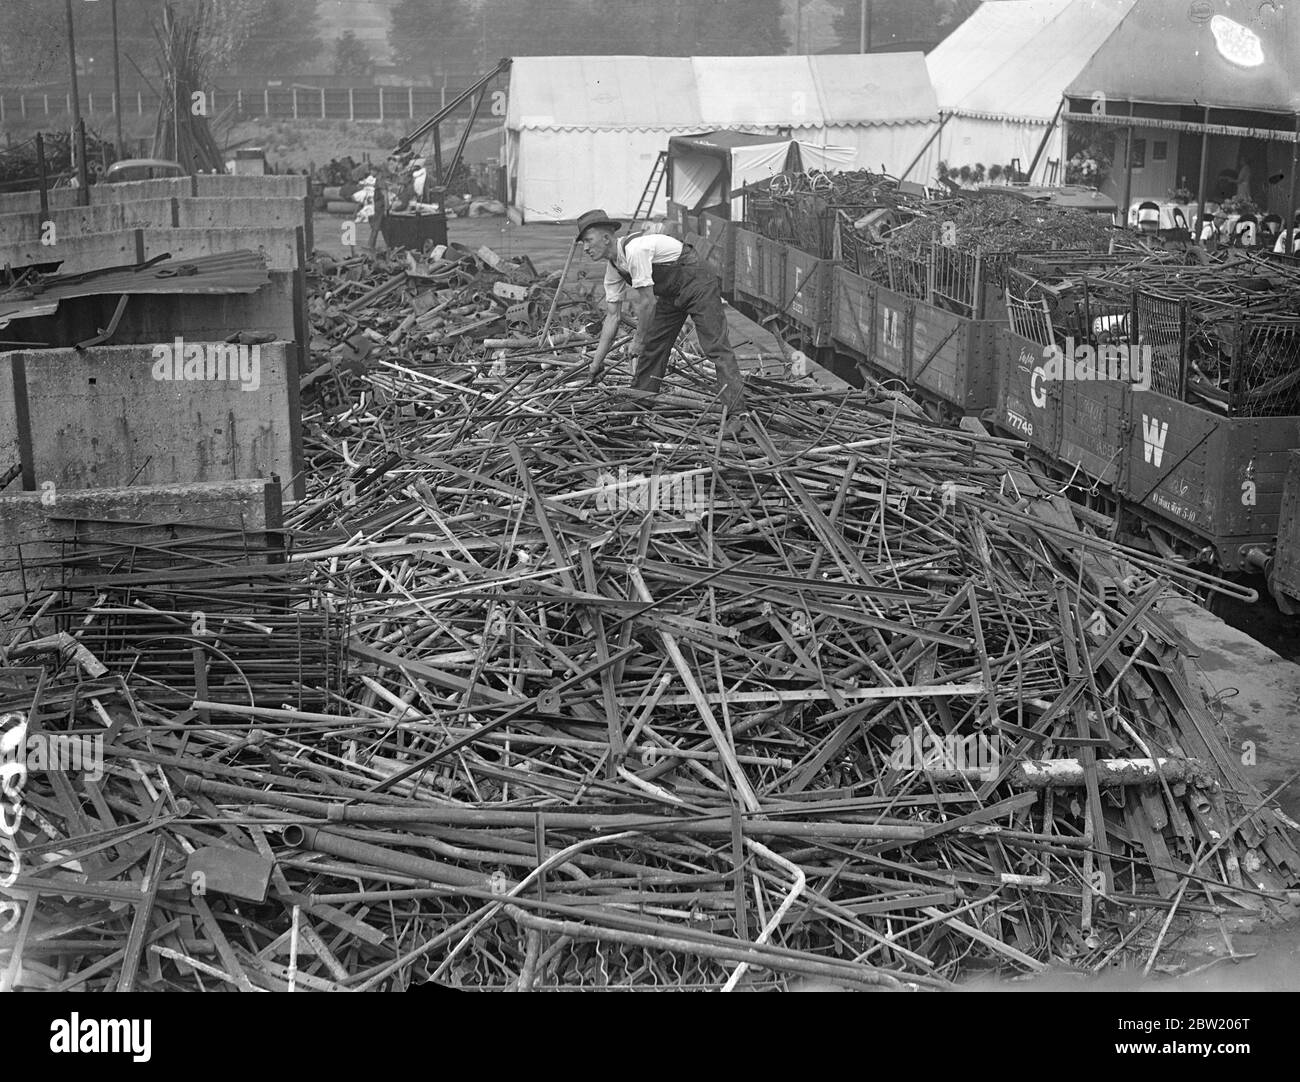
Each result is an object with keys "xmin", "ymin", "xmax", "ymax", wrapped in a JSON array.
[
  {"xmin": 505, "ymin": 54, "xmax": 940, "ymax": 222},
  {"xmin": 925, "ymin": 0, "xmax": 1136, "ymax": 185}
]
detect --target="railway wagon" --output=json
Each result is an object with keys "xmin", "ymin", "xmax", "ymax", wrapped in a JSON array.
[
  {"xmin": 732, "ymin": 227, "xmax": 764, "ymax": 307},
  {"xmin": 782, "ymin": 246, "xmax": 835, "ymax": 346},
  {"xmin": 994, "ymin": 325, "xmax": 1300, "ymax": 575},
  {"xmin": 696, "ymin": 212, "xmax": 734, "ymax": 295},
  {"xmin": 829, "ymin": 266, "xmax": 998, "ymax": 419},
  {"xmin": 991, "ymin": 327, "xmax": 1126, "ymax": 488},
  {"xmin": 1271, "ymin": 451, "xmax": 1300, "ymax": 610},
  {"xmin": 1121, "ymin": 391, "xmax": 1300, "ymax": 572}
]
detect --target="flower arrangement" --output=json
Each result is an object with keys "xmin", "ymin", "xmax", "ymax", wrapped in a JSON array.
[
  {"xmin": 1063, "ymin": 123, "xmax": 1114, "ymax": 189},
  {"xmin": 1065, "ymin": 151, "xmax": 1109, "ymax": 187},
  {"xmin": 1169, "ymin": 186, "xmax": 1194, "ymax": 204},
  {"xmin": 1220, "ymin": 195, "xmax": 1260, "ymax": 217}
]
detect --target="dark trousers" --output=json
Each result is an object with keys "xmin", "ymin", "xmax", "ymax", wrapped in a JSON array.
[{"xmin": 633, "ymin": 259, "xmax": 746, "ymax": 410}]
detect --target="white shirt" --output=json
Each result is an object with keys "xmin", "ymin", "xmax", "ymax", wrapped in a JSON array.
[
  {"xmin": 1274, "ymin": 229, "xmax": 1300, "ymax": 254},
  {"xmin": 604, "ymin": 233, "xmax": 683, "ymax": 303}
]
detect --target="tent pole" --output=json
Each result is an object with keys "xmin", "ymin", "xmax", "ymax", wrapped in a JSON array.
[
  {"xmin": 1288, "ymin": 112, "xmax": 1299, "ymax": 255},
  {"xmin": 899, "ymin": 111, "xmax": 947, "ymax": 183},
  {"xmin": 1027, "ymin": 98, "xmax": 1065, "ymax": 183},
  {"xmin": 1196, "ymin": 106, "xmax": 1210, "ymax": 241},
  {"xmin": 1122, "ymin": 125, "xmax": 1134, "ymax": 220}
]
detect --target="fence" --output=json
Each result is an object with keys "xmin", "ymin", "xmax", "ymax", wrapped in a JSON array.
[
  {"xmin": 930, "ymin": 244, "xmax": 981, "ymax": 318},
  {"xmin": 0, "ymin": 85, "xmax": 488, "ymax": 124}
]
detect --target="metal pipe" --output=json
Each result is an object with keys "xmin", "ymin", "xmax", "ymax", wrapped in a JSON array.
[
  {"xmin": 537, "ymin": 240, "xmax": 578, "ymax": 345},
  {"xmin": 110, "ymin": 0, "xmax": 123, "ymax": 158},
  {"xmin": 395, "ymin": 57, "xmax": 509, "ymax": 156},
  {"xmin": 721, "ymin": 839, "xmax": 806, "ymax": 992},
  {"xmin": 63, "ymin": 0, "xmax": 88, "ymax": 200},
  {"xmin": 1122, "ymin": 125, "xmax": 1134, "ymax": 220},
  {"xmin": 443, "ymin": 86, "xmax": 487, "ymax": 195},
  {"xmin": 1289, "ymin": 112, "xmax": 1299, "ymax": 255},
  {"xmin": 1196, "ymin": 106, "xmax": 1211, "ymax": 239},
  {"xmin": 1027, "ymin": 98, "xmax": 1065, "ymax": 183},
  {"xmin": 282, "ymin": 824, "xmax": 497, "ymax": 889},
  {"xmin": 184, "ymin": 776, "xmax": 925, "ymax": 839},
  {"xmin": 35, "ymin": 133, "xmax": 48, "ymax": 222},
  {"xmin": 898, "ymin": 112, "xmax": 948, "ymax": 183}
]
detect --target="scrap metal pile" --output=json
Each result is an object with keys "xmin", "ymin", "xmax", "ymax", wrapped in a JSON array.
[
  {"xmin": 1009, "ymin": 249, "xmax": 1300, "ymax": 415},
  {"xmin": 746, "ymin": 169, "xmax": 1118, "ymax": 279},
  {"xmin": 2, "ymin": 249, "xmax": 1299, "ymax": 993}
]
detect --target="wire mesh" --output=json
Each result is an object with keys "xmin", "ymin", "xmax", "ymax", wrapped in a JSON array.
[
  {"xmin": 1232, "ymin": 316, "xmax": 1300, "ymax": 416},
  {"xmin": 1134, "ymin": 292, "xmax": 1184, "ymax": 399}
]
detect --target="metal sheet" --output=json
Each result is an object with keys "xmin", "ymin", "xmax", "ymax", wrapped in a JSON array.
[{"xmin": 0, "ymin": 250, "xmax": 270, "ymax": 324}]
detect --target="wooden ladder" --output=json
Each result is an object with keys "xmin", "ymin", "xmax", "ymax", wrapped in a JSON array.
[{"xmin": 631, "ymin": 151, "xmax": 668, "ymax": 223}]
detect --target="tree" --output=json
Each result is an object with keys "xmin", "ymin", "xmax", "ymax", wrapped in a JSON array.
[
  {"xmin": 230, "ymin": 0, "xmax": 322, "ymax": 73},
  {"xmin": 334, "ymin": 31, "xmax": 374, "ymax": 77},
  {"xmin": 682, "ymin": 0, "xmax": 788, "ymax": 55},
  {"xmin": 0, "ymin": 0, "xmax": 68, "ymax": 83},
  {"xmin": 476, "ymin": 0, "xmax": 588, "ymax": 60},
  {"xmin": 829, "ymin": 0, "xmax": 977, "ymax": 52},
  {"xmin": 522, "ymin": 0, "xmax": 788, "ymax": 58},
  {"xmin": 389, "ymin": 0, "xmax": 472, "ymax": 72}
]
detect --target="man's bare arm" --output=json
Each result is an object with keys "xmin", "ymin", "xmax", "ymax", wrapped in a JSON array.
[{"xmin": 590, "ymin": 299, "xmax": 623, "ymax": 372}]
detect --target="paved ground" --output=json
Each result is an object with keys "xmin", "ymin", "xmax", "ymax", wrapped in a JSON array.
[{"xmin": 1161, "ymin": 594, "xmax": 1300, "ymax": 825}]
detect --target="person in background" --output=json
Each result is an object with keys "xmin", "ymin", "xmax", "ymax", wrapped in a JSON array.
[
  {"xmin": 366, "ymin": 158, "xmax": 401, "ymax": 250},
  {"xmin": 1274, "ymin": 211, "xmax": 1300, "ymax": 255}
]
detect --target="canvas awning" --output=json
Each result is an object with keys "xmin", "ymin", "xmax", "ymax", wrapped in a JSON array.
[{"xmin": 1064, "ymin": 0, "xmax": 1300, "ymax": 118}]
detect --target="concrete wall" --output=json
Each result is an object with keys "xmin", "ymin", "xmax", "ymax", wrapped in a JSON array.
[
  {"xmin": 0, "ymin": 174, "xmax": 310, "ymax": 216},
  {"xmin": 0, "ymin": 187, "xmax": 84, "ymax": 215},
  {"xmin": 195, "ymin": 174, "xmax": 309, "ymax": 199},
  {"xmin": 0, "ymin": 226, "xmax": 303, "ymax": 275},
  {"xmin": 0, "ymin": 199, "xmax": 176, "ymax": 245},
  {"xmin": 0, "ymin": 342, "xmax": 303, "ymax": 497},
  {"xmin": 145, "ymin": 228, "xmax": 302, "ymax": 272},
  {"xmin": 0, "ymin": 229, "xmax": 139, "ymax": 272},
  {"xmin": 0, "ymin": 178, "xmax": 193, "ymax": 215},
  {"xmin": 0, "ymin": 197, "xmax": 309, "ymax": 250},
  {"xmin": 0, "ymin": 478, "xmax": 280, "ymax": 612},
  {"xmin": 175, "ymin": 197, "xmax": 311, "ymax": 250}
]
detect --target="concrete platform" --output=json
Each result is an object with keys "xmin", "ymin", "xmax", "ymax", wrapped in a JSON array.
[{"xmin": 1157, "ymin": 592, "xmax": 1300, "ymax": 825}]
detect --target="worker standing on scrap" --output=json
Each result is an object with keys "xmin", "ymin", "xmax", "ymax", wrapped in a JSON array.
[{"xmin": 576, "ymin": 209, "xmax": 747, "ymax": 421}]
